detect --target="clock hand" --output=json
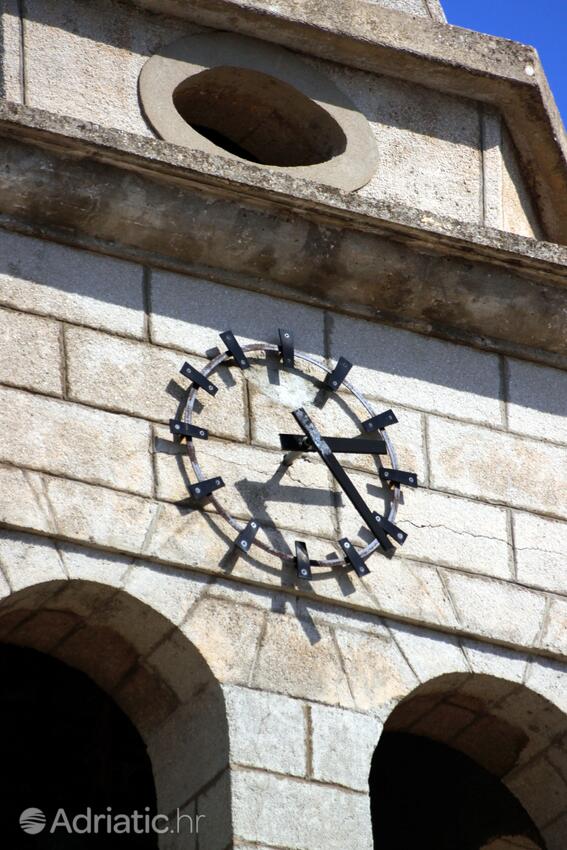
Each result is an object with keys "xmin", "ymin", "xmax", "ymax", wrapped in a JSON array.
[
  {"xmin": 291, "ymin": 408, "xmax": 395, "ymax": 552},
  {"xmin": 279, "ymin": 434, "xmax": 387, "ymax": 455}
]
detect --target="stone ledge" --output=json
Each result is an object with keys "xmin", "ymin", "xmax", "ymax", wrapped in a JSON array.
[
  {"xmin": 0, "ymin": 103, "xmax": 566, "ymax": 367},
  {"xmin": 129, "ymin": 0, "xmax": 567, "ymax": 244}
]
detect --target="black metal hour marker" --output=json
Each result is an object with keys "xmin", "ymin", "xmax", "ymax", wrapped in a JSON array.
[
  {"xmin": 280, "ymin": 434, "xmax": 387, "ymax": 455},
  {"xmin": 380, "ymin": 468, "xmax": 418, "ymax": 488},
  {"xmin": 188, "ymin": 477, "xmax": 225, "ymax": 500},
  {"xmin": 278, "ymin": 328, "xmax": 294, "ymax": 369},
  {"xmin": 325, "ymin": 356, "xmax": 352, "ymax": 390},
  {"xmin": 169, "ymin": 419, "xmax": 208, "ymax": 440},
  {"xmin": 235, "ymin": 519, "xmax": 259, "ymax": 552},
  {"xmin": 220, "ymin": 330, "xmax": 250, "ymax": 369},
  {"xmin": 373, "ymin": 512, "xmax": 407, "ymax": 545},
  {"xmin": 180, "ymin": 362, "xmax": 218, "ymax": 396},
  {"xmin": 295, "ymin": 541, "xmax": 312, "ymax": 579},
  {"xmin": 361, "ymin": 409, "xmax": 399, "ymax": 433},
  {"xmin": 339, "ymin": 538, "xmax": 371, "ymax": 577}
]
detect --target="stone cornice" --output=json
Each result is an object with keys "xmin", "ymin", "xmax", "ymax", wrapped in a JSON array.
[
  {"xmin": 0, "ymin": 102, "xmax": 566, "ymax": 366},
  {"xmin": 130, "ymin": 0, "xmax": 567, "ymax": 246}
]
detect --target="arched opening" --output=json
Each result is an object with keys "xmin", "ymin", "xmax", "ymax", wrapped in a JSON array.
[
  {"xmin": 0, "ymin": 644, "xmax": 157, "ymax": 845},
  {"xmin": 370, "ymin": 673, "xmax": 567, "ymax": 850},
  {"xmin": 371, "ymin": 732, "xmax": 543, "ymax": 849},
  {"xmin": 172, "ymin": 66, "xmax": 347, "ymax": 167},
  {"xmin": 0, "ymin": 567, "xmax": 232, "ymax": 850}
]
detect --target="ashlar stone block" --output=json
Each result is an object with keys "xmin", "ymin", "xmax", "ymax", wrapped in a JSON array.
[
  {"xmin": 0, "ymin": 307, "xmax": 63, "ymax": 396},
  {"xmin": 225, "ymin": 685, "xmax": 307, "ymax": 777},
  {"xmin": 0, "ymin": 229, "xmax": 145, "ymax": 336},
  {"xmin": 429, "ymin": 417, "xmax": 567, "ymax": 519},
  {"xmin": 328, "ymin": 314, "xmax": 502, "ymax": 426},
  {"xmin": 0, "ymin": 386, "xmax": 153, "ymax": 496},
  {"xmin": 310, "ymin": 703, "xmax": 381, "ymax": 790}
]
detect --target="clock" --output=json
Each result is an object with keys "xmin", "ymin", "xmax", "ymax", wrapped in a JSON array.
[{"xmin": 168, "ymin": 329, "xmax": 418, "ymax": 580}]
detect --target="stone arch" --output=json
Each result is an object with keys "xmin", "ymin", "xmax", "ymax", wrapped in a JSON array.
[
  {"xmin": 0, "ymin": 552, "xmax": 231, "ymax": 849},
  {"xmin": 371, "ymin": 672, "xmax": 567, "ymax": 850}
]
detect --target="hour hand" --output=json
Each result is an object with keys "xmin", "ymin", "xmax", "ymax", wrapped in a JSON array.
[{"xmin": 279, "ymin": 434, "xmax": 387, "ymax": 455}]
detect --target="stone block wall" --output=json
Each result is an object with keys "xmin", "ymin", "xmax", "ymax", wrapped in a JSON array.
[
  {"xmin": 1, "ymin": 228, "xmax": 566, "ymax": 655},
  {"xmin": 0, "ymin": 224, "xmax": 566, "ymax": 846}
]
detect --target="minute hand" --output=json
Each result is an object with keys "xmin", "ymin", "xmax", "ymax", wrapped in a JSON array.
[{"xmin": 292, "ymin": 408, "xmax": 393, "ymax": 552}]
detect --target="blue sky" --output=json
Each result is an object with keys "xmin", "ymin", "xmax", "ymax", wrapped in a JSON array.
[{"xmin": 443, "ymin": 0, "xmax": 566, "ymax": 123}]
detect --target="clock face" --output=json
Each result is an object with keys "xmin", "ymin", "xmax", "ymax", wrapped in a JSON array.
[{"xmin": 168, "ymin": 329, "xmax": 418, "ymax": 581}]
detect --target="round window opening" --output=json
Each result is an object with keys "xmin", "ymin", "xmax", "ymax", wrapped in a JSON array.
[{"xmin": 172, "ymin": 66, "xmax": 348, "ymax": 167}]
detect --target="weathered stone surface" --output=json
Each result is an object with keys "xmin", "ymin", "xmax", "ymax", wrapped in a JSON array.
[
  {"xmin": 364, "ymin": 556, "xmax": 460, "ymax": 629},
  {"xmin": 460, "ymin": 638, "xmax": 528, "ymax": 683},
  {"xmin": 333, "ymin": 628, "xmax": 418, "ymax": 716},
  {"xmin": 0, "ymin": 386, "xmax": 153, "ymax": 496},
  {"xmin": 310, "ymin": 703, "xmax": 381, "ymax": 790},
  {"xmin": 444, "ymin": 572, "xmax": 546, "ymax": 647},
  {"xmin": 501, "ymin": 123, "xmax": 543, "ymax": 239},
  {"xmin": 320, "ymin": 60, "xmax": 482, "ymax": 223},
  {"xmin": 252, "ymin": 614, "xmax": 354, "ymax": 707},
  {"xmin": 429, "ymin": 417, "xmax": 567, "ymax": 519},
  {"xmin": 66, "ymin": 325, "xmax": 183, "ymax": 422},
  {"xmin": 480, "ymin": 106, "xmax": 503, "ymax": 230},
  {"xmin": 145, "ymin": 627, "xmax": 214, "ymax": 704},
  {"xmin": 397, "ymin": 487, "xmax": 511, "ymax": 578},
  {"xmin": 225, "ymin": 685, "xmax": 307, "ymax": 776},
  {"xmin": 138, "ymin": 502, "xmax": 236, "ymax": 570},
  {"xmin": 124, "ymin": 560, "xmax": 209, "ymax": 626},
  {"xmin": 232, "ymin": 768, "xmax": 373, "ymax": 850},
  {"xmin": 156, "ymin": 435, "xmax": 337, "ymax": 539},
  {"xmin": 507, "ymin": 757, "xmax": 567, "ymax": 829},
  {"xmin": 0, "ymin": 307, "xmax": 63, "ymax": 396},
  {"xmin": 66, "ymin": 325, "xmax": 248, "ymax": 439},
  {"xmin": 0, "ymin": 0, "xmax": 23, "ymax": 102},
  {"xmin": 292, "ymin": 597, "xmax": 388, "ymax": 637},
  {"xmin": 507, "ymin": 358, "xmax": 567, "ymax": 446},
  {"xmin": 367, "ymin": 0, "xmax": 444, "ymax": 20},
  {"xmin": 0, "ymin": 464, "xmax": 158, "ymax": 554},
  {"xmin": 540, "ymin": 598, "xmax": 567, "ymax": 658},
  {"xmin": 525, "ymin": 657, "xmax": 567, "ymax": 716},
  {"xmin": 513, "ymin": 512, "xmax": 567, "ymax": 594},
  {"xmin": 150, "ymin": 270, "xmax": 326, "ymax": 357},
  {"xmin": 329, "ymin": 315, "xmax": 503, "ymax": 425},
  {"xmin": 181, "ymin": 596, "xmax": 266, "ymax": 686},
  {"xmin": 23, "ymin": 0, "xmax": 197, "ymax": 137},
  {"xmin": 0, "ymin": 229, "xmax": 145, "ymax": 337},
  {"xmin": 148, "ymin": 691, "xmax": 229, "ymax": 813},
  {"xmin": 388, "ymin": 622, "xmax": 469, "ymax": 682},
  {"xmin": 0, "ymin": 530, "xmax": 66, "ymax": 591},
  {"xmin": 59, "ymin": 543, "xmax": 132, "ymax": 588}
]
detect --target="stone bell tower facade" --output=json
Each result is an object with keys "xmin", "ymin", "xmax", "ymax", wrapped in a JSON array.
[{"xmin": 1, "ymin": 0, "xmax": 566, "ymax": 848}]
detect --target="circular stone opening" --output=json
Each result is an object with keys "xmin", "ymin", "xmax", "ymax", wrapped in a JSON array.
[{"xmin": 172, "ymin": 66, "xmax": 347, "ymax": 167}]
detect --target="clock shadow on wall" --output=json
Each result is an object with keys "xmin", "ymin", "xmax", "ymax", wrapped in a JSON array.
[{"xmin": 156, "ymin": 328, "xmax": 418, "ymax": 608}]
